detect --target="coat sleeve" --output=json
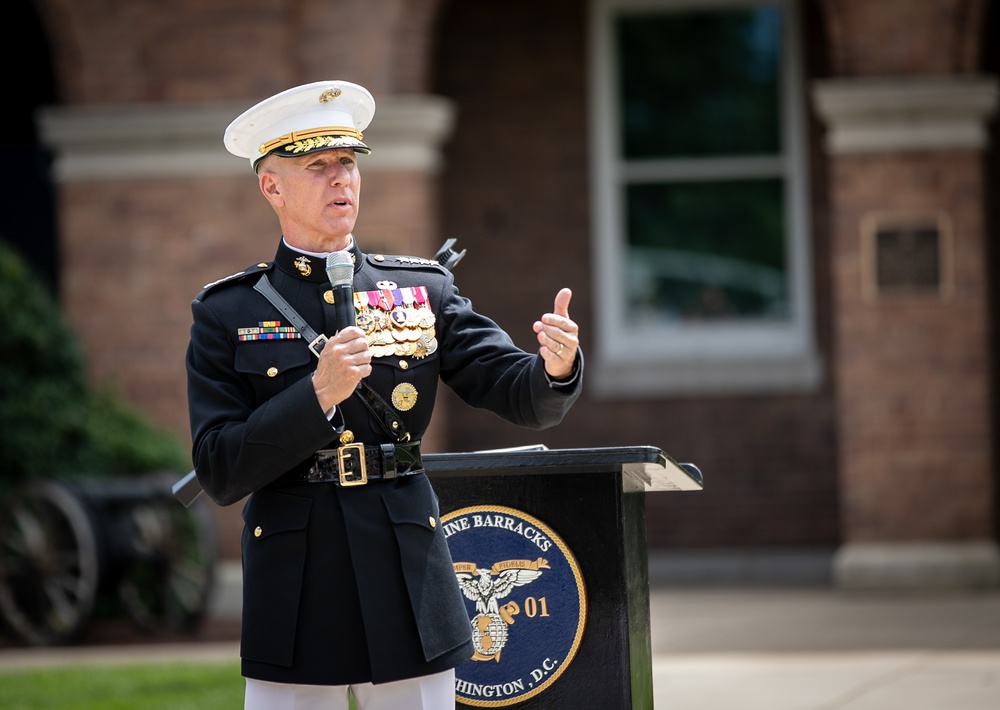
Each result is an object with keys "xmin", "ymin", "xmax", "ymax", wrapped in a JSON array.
[
  {"xmin": 433, "ymin": 272, "xmax": 582, "ymax": 430},
  {"xmin": 185, "ymin": 294, "xmax": 338, "ymax": 506}
]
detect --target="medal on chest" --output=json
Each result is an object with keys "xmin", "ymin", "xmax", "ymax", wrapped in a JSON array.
[{"xmin": 354, "ymin": 284, "xmax": 437, "ymax": 359}]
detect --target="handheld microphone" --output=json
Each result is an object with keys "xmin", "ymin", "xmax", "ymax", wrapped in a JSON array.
[{"xmin": 325, "ymin": 251, "xmax": 356, "ymax": 333}]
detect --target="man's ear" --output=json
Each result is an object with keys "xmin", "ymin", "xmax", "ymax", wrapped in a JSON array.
[{"xmin": 259, "ymin": 170, "xmax": 283, "ymax": 207}]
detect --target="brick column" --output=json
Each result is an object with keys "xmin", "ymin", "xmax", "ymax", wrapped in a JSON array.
[{"xmin": 813, "ymin": 77, "xmax": 1000, "ymax": 587}]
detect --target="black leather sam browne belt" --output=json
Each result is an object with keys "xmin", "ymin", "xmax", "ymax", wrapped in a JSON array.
[{"xmin": 280, "ymin": 440, "xmax": 424, "ymax": 486}]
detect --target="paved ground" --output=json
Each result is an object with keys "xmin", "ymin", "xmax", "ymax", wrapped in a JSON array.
[
  {"xmin": 1, "ymin": 580, "xmax": 998, "ymax": 709},
  {"xmin": 648, "ymin": 588, "xmax": 1000, "ymax": 709}
]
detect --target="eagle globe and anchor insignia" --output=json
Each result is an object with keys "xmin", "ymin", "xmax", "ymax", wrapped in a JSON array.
[{"xmin": 442, "ymin": 505, "xmax": 587, "ymax": 707}]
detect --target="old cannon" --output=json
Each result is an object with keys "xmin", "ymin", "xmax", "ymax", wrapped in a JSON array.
[{"xmin": 0, "ymin": 473, "xmax": 218, "ymax": 646}]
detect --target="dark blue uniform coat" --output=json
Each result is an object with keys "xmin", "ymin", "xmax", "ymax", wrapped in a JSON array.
[{"xmin": 186, "ymin": 238, "xmax": 581, "ymax": 685}]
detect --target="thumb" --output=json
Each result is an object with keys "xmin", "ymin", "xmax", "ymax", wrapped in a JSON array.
[{"xmin": 553, "ymin": 288, "xmax": 572, "ymax": 318}]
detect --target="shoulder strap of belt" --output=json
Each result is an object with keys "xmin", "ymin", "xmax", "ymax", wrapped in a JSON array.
[
  {"xmin": 253, "ymin": 275, "xmax": 327, "ymax": 355},
  {"xmin": 253, "ymin": 275, "xmax": 411, "ymax": 443}
]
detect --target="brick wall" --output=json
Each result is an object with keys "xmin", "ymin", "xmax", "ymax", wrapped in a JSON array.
[
  {"xmin": 821, "ymin": 0, "xmax": 985, "ymax": 76},
  {"xmin": 36, "ymin": 0, "xmax": 444, "ymax": 103},
  {"xmin": 59, "ymin": 175, "xmax": 274, "ymax": 437},
  {"xmin": 830, "ymin": 150, "xmax": 994, "ymax": 541}
]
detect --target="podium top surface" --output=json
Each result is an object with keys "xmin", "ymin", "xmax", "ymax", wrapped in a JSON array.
[{"xmin": 423, "ymin": 445, "xmax": 703, "ymax": 492}]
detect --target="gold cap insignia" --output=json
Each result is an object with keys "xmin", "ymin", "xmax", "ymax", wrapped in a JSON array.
[{"xmin": 319, "ymin": 88, "xmax": 342, "ymax": 103}]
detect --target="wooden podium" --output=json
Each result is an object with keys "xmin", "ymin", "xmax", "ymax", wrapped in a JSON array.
[{"xmin": 425, "ymin": 446, "xmax": 702, "ymax": 709}]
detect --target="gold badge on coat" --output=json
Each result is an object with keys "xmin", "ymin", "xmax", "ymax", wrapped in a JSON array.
[{"xmin": 391, "ymin": 383, "xmax": 418, "ymax": 411}]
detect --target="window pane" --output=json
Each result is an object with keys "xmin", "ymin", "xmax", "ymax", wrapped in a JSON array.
[
  {"xmin": 625, "ymin": 179, "xmax": 787, "ymax": 321},
  {"xmin": 617, "ymin": 7, "xmax": 782, "ymax": 158}
]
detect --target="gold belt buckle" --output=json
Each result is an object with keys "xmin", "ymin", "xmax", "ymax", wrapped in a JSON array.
[{"xmin": 337, "ymin": 443, "xmax": 367, "ymax": 486}]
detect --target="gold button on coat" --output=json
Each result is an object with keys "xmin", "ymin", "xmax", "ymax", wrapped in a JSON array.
[
  {"xmin": 429, "ymin": 517, "xmax": 436, "ymax": 528},
  {"xmin": 254, "ymin": 526, "xmax": 262, "ymax": 537},
  {"xmin": 323, "ymin": 290, "xmax": 334, "ymax": 304},
  {"xmin": 266, "ymin": 366, "xmax": 278, "ymax": 377}
]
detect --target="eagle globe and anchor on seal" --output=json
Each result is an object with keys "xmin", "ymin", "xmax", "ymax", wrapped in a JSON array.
[{"xmin": 454, "ymin": 558, "xmax": 550, "ymax": 662}]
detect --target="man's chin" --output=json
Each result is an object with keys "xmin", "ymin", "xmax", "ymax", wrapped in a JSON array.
[{"xmin": 324, "ymin": 218, "xmax": 357, "ymax": 239}]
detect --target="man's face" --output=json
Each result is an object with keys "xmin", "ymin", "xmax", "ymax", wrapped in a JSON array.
[{"xmin": 259, "ymin": 148, "xmax": 361, "ymax": 251}]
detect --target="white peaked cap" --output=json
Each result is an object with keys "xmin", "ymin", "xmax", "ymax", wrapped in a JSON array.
[{"xmin": 224, "ymin": 80, "xmax": 376, "ymax": 170}]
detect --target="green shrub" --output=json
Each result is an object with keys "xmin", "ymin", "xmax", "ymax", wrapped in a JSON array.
[{"xmin": 0, "ymin": 238, "xmax": 189, "ymax": 493}]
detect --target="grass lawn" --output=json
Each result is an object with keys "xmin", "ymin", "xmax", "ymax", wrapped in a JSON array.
[
  {"xmin": 0, "ymin": 661, "xmax": 246, "ymax": 710},
  {"xmin": 0, "ymin": 661, "xmax": 363, "ymax": 710}
]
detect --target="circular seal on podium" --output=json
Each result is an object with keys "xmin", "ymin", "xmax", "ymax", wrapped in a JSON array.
[{"xmin": 441, "ymin": 505, "xmax": 587, "ymax": 707}]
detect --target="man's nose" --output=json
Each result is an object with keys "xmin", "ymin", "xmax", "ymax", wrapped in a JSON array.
[{"xmin": 329, "ymin": 164, "xmax": 350, "ymax": 185}]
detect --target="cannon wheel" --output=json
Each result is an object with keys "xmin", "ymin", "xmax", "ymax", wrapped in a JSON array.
[
  {"xmin": 0, "ymin": 480, "xmax": 101, "ymax": 645},
  {"xmin": 116, "ymin": 478, "xmax": 219, "ymax": 634}
]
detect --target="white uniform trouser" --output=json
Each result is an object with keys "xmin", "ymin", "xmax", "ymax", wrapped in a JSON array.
[{"xmin": 244, "ymin": 669, "xmax": 455, "ymax": 710}]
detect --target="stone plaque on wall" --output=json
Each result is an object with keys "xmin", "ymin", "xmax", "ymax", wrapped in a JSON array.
[{"xmin": 860, "ymin": 213, "xmax": 953, "ymax": 301}]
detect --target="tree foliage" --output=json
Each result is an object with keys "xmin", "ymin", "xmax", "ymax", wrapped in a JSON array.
[{"xmin": 0, "ymin": 239, "xmax": 189, "ymax": 492}]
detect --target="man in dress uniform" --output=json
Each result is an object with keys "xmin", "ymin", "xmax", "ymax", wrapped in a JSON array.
[{"xmin": 185, "ymin": 80, "xmax": 582, "ymax": 710}]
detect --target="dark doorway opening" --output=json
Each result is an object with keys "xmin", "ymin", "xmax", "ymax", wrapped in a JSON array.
[{"xmin": 8, "ymin": 1, "xmax": 58, "ymax": 293}]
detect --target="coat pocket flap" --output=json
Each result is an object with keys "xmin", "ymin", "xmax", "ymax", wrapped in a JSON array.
[
  {"xmin": 242, "ymin": 488, "xmax": 313, "ymax": 539},
  {"xmin": 382, "ymin": 476, "xmax": 438, "ymax": 531},
  {"xmin": 235, "ymin": 341, "xmax": 311, "ymax": 376}
]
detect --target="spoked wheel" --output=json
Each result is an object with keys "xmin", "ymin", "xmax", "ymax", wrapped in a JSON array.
[
  {"xmin": 116, "ymin": 478, "xmax": 218, "ymax": 634},
  {"xmin": 0, "ymin": 481, "xmax": 100, "ymax": 645}
]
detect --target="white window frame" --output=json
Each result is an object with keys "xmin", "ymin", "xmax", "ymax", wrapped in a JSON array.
[{"xmin": 587, "ymin": 0, "xmax": 820, "ymax": 396}]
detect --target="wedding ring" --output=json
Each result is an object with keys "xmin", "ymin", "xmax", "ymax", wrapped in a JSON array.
[{"xmin": 556, "ymin": 342, "xmax": 564, "ymax": 355}]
